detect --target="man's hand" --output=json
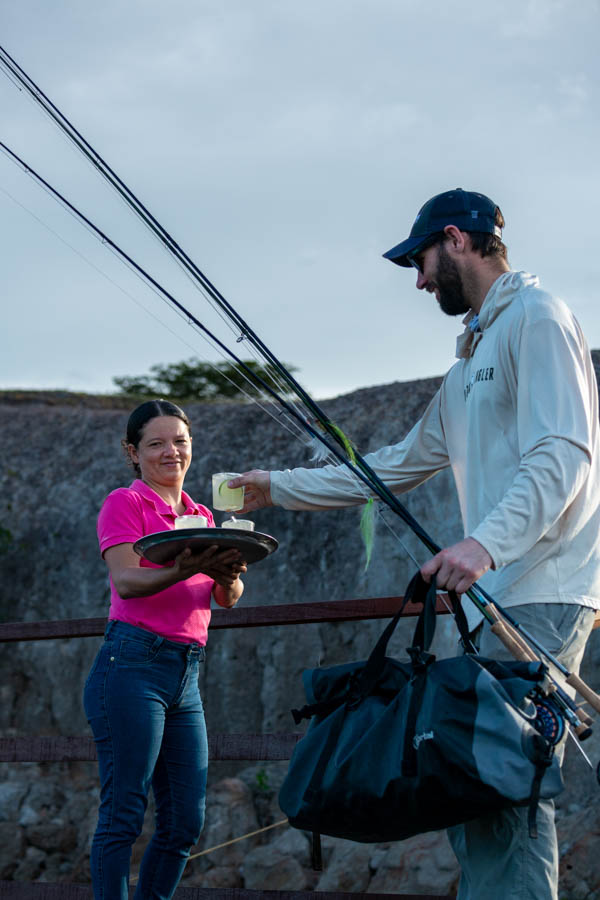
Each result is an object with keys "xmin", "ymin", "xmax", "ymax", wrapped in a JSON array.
[
  {"xmin": 228, "ymin": 470, "xmax": 273, "ymax": 513},
  {"xmin": 420, "ymin": 537, "xmax": 493, "ymax": 593}
]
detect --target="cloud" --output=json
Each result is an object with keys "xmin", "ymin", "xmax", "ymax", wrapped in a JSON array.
[
  {"xmin": 500, "ymin": 0, "xmax": 573, "ymax": 38},
  {"xmin": 533, "ymin": 72, "xmax": 591, "ymax": 124},
  {"xmin": 558, "ymin": 73, "xmax": 589, "ymax": 112}
]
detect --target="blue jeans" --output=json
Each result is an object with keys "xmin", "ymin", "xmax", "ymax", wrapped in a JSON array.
[{"xmin": 83, "ymin": 620, "xmax": 208, "ymax": 900}]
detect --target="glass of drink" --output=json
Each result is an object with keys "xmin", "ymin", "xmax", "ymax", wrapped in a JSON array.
[
  {"xmin": 174, "ymin": 515, "xmax": 208, "ymax": 529},
  {"xmin": 221, "ymin": 517, "xmax": 255, "ymax": 531},
  {"xmin": 212, "ymin": 473, "xmax": 245, "ymax": 511}
]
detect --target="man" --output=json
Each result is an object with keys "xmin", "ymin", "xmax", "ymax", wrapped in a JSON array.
[{"xmin": 231, "ymin": 188, "xmax": 600, "ymax": 899}]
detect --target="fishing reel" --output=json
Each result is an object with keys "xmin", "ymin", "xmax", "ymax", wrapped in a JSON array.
[{"xmin": 533, "ymin": 696, "xmax": 566, "ymax": 746}]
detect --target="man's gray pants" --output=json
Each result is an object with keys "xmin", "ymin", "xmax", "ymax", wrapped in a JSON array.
[{"xmin": 447, "ymin": 603, "xmax": 595, "ymax": 900}]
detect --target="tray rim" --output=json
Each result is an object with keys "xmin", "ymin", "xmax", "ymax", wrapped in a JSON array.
[{"xmin": 133, "ymin": 527, "xmax": 278, "ymax": 565}]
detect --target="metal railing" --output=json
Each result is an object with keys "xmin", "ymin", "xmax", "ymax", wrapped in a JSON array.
[{"xmin": 0, "ymin": 595, "xmax": 453, "ymax": 900}]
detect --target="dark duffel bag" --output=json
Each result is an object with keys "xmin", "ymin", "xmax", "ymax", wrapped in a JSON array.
[{"xmin": 279, "ymin": 572, "xmax": 564, "ymax": 843}]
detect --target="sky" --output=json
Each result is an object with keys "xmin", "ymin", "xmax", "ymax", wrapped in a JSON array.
[{"xmin": 1, "ymin": 0, "xmax": 599, "ymax": 400}]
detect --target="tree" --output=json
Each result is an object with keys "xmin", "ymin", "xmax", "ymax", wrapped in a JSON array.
[{"xmin": 113, "ymin": 358, "xmax": 299, "ymax": 402}]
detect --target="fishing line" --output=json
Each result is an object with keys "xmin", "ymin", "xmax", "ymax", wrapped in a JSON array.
[
  {"xmin": 165, "ymin": 256, "xmax": 303, "ymax": 417},
  {"xmin": 0, "ymin": 174, "xmax": 291, "ymax": 429},
  {"xmin": 99, "ymin": 240, "xmax": 310, "ymax": 441},
  {"xmin": 145, "ymin": 241, "xmax": 301, "ymax": 408},
  {"xmin": 567, "ymin": 728, "xmax": 593, "ymax": 767},
  {"xmin": 0, "ymin": 63, "xmax": 24, "ymax": 92},
  {"xmin": 0, "ymin": 47, "xmax": 279, "ymax": 357}
]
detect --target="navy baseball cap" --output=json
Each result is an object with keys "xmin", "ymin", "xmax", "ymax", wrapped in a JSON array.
[{"xmin": 383, "ymin": 188, "xmax": 502, "ymax": 267}]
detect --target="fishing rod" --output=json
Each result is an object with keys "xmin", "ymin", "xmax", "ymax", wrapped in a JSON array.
[
  {"xmin": 472, "ymin": 581, "xmax": 600, "ymax": 713},
  {"xmin": 2, "ymin": 142, "xmax": 596, "ymax": 750},
  {"xmin": 3, "ymin": 50, "xmax": 599, "ymax": 743}
]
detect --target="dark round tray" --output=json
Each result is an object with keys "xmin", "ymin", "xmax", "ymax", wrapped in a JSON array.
[{"xmin": 133, "ymin": 528, "xmax": 278, "ymax": 566}]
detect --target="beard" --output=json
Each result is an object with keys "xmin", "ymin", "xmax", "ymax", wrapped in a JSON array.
[{"xmin": 434, "ymin": 243, "xmax": 470, "ymax": 316}]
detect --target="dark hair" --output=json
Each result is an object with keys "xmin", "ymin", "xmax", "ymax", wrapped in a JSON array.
[
  {"xmin": 122, "ymin": 399, "xmax": 191, "ymax": 475},
  {"xmin": 466, "ymin": 207, "xmax": 508, "ymax": 261}
]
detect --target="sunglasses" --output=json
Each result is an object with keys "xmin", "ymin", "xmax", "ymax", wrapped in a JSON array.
[{"xmin": 407, "ymin": 234, "xmax": 444, "ymax": 274}]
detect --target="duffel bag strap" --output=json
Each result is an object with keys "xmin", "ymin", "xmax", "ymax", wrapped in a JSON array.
[
  {"xmin": 352, "ymin": 571, "xmax": 445, "ymax": 700},
  {"xmin": 527, "ymin": 734, "xmax": 555, "ymax": 839},
  {"xmin": 446, "ymin": 587, "xmax": 474, "ymax": 652},
  {"xmin": 311, "ymin": 831, "xmax": 323, "ymax": 870},
  {"xmin": 409, "ymin": 571, "xmax": 474, "ymax": 655},
  {"xmin": 409, "ymin": 572, "xmax": 439, "ymax": 654},
  {"xmin": 291, "ymin": 696, "xmax": 344, "ymax": 724},
  {"xmin": 350, "ymin": 587, "xmax": 416, "ymax": 699},
  {"xmin": 336, "ymin": 571, "xmax": 472, "ymax": 705}
]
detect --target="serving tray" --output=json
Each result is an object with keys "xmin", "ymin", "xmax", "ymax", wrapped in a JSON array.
[{"xmin": 133, "ymin": 527, "xmax": 278, "ymax": 566}]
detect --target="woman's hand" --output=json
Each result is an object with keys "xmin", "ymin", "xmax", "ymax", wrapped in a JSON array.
[
  {"xmin": 228, "ymin": 470, "xmax": 273, "ymax": 513},
  {"xmin": 175, "ymin": 545, "xmax": 247, "ymax": 609},
  {"xmin": 174, "ymin": 545, "xmax": 247, "ymax": 587},
  {"xmin": 104, "ymin": 542, "xmax": 246, "ymax": 599}
]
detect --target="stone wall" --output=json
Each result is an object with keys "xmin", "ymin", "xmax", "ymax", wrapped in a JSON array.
[{"xmin": 1, "ymin": 371, "xmax": 599, "ymax": 895}]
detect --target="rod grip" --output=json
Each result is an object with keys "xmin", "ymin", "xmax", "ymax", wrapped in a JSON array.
[
  {"xmin": 574, "ymin": 721, "xmax": 594, "ymax": 741},
  {"xmin": 565, "ymin": 673, "xmax": 600, "ymax": 715},
  {"xmin": 490, "ymin": 620, "xmax": 538, "ymax": 663},
  {"xmin": 577, "ymin": 707, "xmax": 594, "ymax": 727},
  {"xmin": 490, "ymin": 621, "xmax": 535, "ymax": 663},
  {"xmin": 488, "ymin": 603, "xmax": 539, "ymax": 661}
]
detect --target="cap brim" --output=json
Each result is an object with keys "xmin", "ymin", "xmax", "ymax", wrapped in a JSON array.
[{"xmin": 382, "ymin": 235, "xmax": 428, "ymax": 267}]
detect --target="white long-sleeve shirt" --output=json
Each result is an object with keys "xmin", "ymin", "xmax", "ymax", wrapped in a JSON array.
[{"xmin": 271, "ymin": 272, "xmax": 600, "ymax": 627}]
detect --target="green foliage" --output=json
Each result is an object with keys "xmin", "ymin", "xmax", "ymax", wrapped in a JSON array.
[
  {"xmin": 254, "ymin": 768, "xmax": 270, "ymax": 792},
  {"xmin": 113, "ymin": 358, "xmax": 298, "ymax": 402}
]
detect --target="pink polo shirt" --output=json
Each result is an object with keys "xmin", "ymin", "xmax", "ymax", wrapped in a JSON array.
[{"xmin": 97, "ymin": 479, "xmax": 215, "ymax": 644}]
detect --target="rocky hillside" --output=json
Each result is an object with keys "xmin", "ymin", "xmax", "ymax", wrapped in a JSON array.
[{"xmin": 1, "ymin": 369, "xmax": 599, "ymax": 896}]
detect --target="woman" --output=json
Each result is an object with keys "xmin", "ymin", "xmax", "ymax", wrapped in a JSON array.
[{"xmin": 84, "ymin": 399, "xmax": 246, "ymax": 899}]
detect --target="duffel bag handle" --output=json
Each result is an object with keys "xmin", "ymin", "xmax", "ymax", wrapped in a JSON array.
[
  {"xmin": 351, "ymin": 572, "xmax": 435, "ymax": 698},
  {"xmin": 409, "ymin": 572, "xmax": 439, "ymax": 654},
  {"xmin": 409, "ymin": 572, "xmax": 472, "ymax": 653},
  {"xmin": 352, "ymin": 572, "xmax": 471, "ymax": 700}
]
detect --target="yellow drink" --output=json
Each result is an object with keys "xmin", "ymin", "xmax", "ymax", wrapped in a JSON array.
[{"xmin": 212, "ymin": 473, "xmax": 245, "ymax": 511}]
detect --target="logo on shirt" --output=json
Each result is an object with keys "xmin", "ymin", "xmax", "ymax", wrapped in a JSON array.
[{"xmin": 464, "ymin": 366, "xmax": 494, "ymax": 401}]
